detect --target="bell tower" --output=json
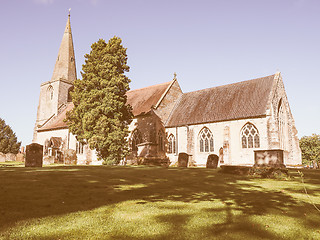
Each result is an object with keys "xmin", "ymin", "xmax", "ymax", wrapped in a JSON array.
[{"xmin": 33, "ymin": 11, "xmax": 76, "ymax": 142}]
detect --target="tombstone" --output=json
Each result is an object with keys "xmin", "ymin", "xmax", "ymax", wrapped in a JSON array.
[
  {"xmin": 206, "ymin": 154, "xmax": 219, "ymax": 169},
  {"xmin": 0, "ymin": 152, "xmax": 5, "ymax": 163},
  {"xmin": 64, "ymin": 149, "xmax": 77, "ymax": 165},
  {"xmin": 25, "ymin": 143, "xmax": 43, "ymax": 167},
  {"xmin": 178, "ymin": 152, "xmax": 189, "ymax": 167},
  {"xmin": 16, "ymin": 153, "xmax": 25, "ymax": 162},
  {"xmin": 6, "ymin": 153, "xmax": 16, "ymax": 161},
  {"xmin": 254, "ymin": 149, "xmax": 285, "ymax": 167}
]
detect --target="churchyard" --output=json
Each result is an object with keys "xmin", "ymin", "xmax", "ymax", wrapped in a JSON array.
[{"xmin": 0, "ymin": 165, "xmax": 319, "ymax": 240}]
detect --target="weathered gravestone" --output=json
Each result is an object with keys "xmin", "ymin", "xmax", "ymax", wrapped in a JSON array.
[
  {"xmin": 0, "ymin": 152, "xmax": 5, "ymax": 162},
  {"xmin": 206, "ymin": 154, "xmax": 219, "ymax": 169},
  {"xmin": 254, "ymin": 149, "xmax": 285, "ymax": 168},
  {"xmin": 178, "ymin": 152, "xmax": 189, "ymax": 167},
  {"xmin": 6, "ymin": 153, "xmax": 16, "ymax": 161},
  {"xmin": 64, "ymin": 149, "xmax": 77, "ymax": 165},
  {"xmin": 25, "ymin": 143, "xmax": 43, "ymax": 167},
  {"xmin": 16, "ymin": 153, "xmax": 25, "ymax": 162}
]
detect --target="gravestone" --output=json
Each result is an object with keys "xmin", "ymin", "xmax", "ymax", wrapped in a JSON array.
[
  {"xmin": 6, "ymin": 153, "xmax": 16, "ymax": 161},
  {"xmin": 16, "ymin": 153, "xmax": 25, "ymax": 162},
  {"xmin": 178, "ymin": 152, "xmax": 189, "ymax": 167},
  {"xmin": 64, "ymin": 149, "xmax": 77, "ymax": 165},
  {"xmin": 25, "ymin": 143, "xmax": 43, "ymax": 167},
  {"xmin": 0, "ymin": 152, "xmax": 5, "ymax": 162},
  {"xmin": 254, "ymin": 149, "xmax": 285, "ymax": 167},
  {"xmin": 206, "ymin": 154, "xmax": 219, "ymax": 168}
]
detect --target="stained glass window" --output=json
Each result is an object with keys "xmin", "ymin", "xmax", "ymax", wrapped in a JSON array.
[
  {"xmin": 199, "ymin": 127, "xmax": 214, "ymax": 152},
  {"xmin": 241, "ymin": 123, "xmax": 260, "ymax": 148}
]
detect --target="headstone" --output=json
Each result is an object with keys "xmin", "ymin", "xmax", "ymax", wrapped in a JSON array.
[
  {"xmin": 206, "ymin": 154, "xmax": 219, "ymax": 168},
  {"xmin": 178, "ymin": 152, "xmax": 189, "ymax": 167},
  {"xmin": 0, "ymin": 152, "xmax": 5, "ymax": 162},
  {"xmin": 16, "ymin": 153, "xmax": 25, "ymax": 162},
  {"xmin": 43, "ymin": 156, "xmax": 55, "ymax": 165},
  {"xmin": 25, "ymin": 143, "xmax": 43, "ymax": 167},
  {"xmin": 6, "ymin": 153, "xmax": 16, "ymax": 161},
  {"xmin": 254, "ymin": 149, "xmax": 284, "ymax": 167},
  {"xmin": 64, "ymin": 149, "xmax": 77, "ymax": 165}
]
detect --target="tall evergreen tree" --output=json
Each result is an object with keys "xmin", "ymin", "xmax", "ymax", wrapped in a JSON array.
[
  {"xmin": 0, "ymin": 118, "xmax": 21, "ymax": 154},
  {"xmin": 66, "ymin": 37, "xmax": 133, "ymax": 164},
  {"xmin": 300, "ymin": 134, "xmax": 320, "ymax": 167}
]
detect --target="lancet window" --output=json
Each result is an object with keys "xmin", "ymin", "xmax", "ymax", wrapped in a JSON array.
[
  {"xmin": 47, "ymin": 85, "xmax": 54, "ymax": 100},
  {"xmin": 76, "ymin": 141, "xmax": 84, "ymax": 154},
  {"xmin": 241, "ymin": 123, "xmax": 260, "ymax": 148},
  {"xmin": 278, "ymin": 100, "xmax": 287, "ymax": 150},
  {"xmin": 167, "ymin": 134, "xmax": 176, "ymax": 154},
  {"xmin": 199, "ymin": 127, "xmax": 214, "ymax": 152},
  {"xmin": 158, "ymin": 130, "xmax": 165, "ymax": 151}
]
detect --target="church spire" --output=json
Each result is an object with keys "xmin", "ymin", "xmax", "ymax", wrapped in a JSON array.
[{"xmin": 51, "ymin": 11, "xmax": 77, "ymax": 82}]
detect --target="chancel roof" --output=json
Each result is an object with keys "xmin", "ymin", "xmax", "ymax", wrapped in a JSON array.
[{"xmin": 165, "ymin": 74, "xmax": 275, "ymax": 127}]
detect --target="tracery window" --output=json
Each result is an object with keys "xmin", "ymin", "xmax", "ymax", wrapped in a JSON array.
[
  {"xmin": 199, "ymin": 127, "xmax": 214, "ymax": 152},
  {"xmin": 167, "ymin": 134, "xmax": 176, "ymax": 154},
  {"xmin": 131, "ymin": 129, "xmax": 142, "ymax": 152},
  {"xmin": 241, "ymin": 123, "xmax": 260, "ymax": 148},
  {"xmin": 158, "ymin": 130, "xmax": 165, "ymax": 151}
]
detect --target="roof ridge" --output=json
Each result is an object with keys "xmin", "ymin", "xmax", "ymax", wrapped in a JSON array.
[
  {"xmin": 184, "ymin": 74, "xmax": 275, "ymax": 95},
  {"xmin": 128, "ymin": 81, "xmax": 172, "ymax": 93}
]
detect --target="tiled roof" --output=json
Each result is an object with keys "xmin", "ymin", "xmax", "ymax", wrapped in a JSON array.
[
  {"xmin": 126, "ymin": 81, "xmax": 172, "ymax": 116},
  {"xmin": 166, "ymin": 75, "xmax": 275, "ymax": 127},
  {"xmin": 38, "ymin": 103, "xmax": 74, "ymax": 131},
  {"xmin": 38, "ymin": 81, "xmax": 172, "ymax": 131}
]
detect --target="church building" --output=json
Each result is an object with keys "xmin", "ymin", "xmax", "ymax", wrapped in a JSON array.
[{"xmin": 33, "ymin": 14, "xmax": 302, "ymax": 167}]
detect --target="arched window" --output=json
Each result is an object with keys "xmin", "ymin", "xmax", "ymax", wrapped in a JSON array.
[
  {"xmin": 167, "ymin": 134, "xmax": 176, "ymax": 154},
  {"xmin": 278, "ymin": 100, "xmax": 287, "ymax": 150},
  {"xmin": 158, "ymin": 130, "xmax": 165, "ymax": 151},
  {"xmin": 199, "ymin": 127, "xmax": 214, "ymax": 152},
  {"xmin": 47, "ymin": 85, "xmax": 54, "ymax": 100},
  {"xmin": 241, "ymin": 123, "xmax": 260, "ymax": 148},
  {"xmin": 131, "ymin": 129, "xmax": 142, "ymax": 152}
]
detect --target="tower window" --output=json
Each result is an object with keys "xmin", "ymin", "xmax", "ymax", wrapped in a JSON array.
[{"xmin": 47, "ymin": 85, "xmax": 54, "ymax": 101}]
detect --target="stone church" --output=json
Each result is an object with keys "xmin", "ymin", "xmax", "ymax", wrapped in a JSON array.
[{"xmin": 33, "ymin": 14, "xmax": 302, "ymax": 166}]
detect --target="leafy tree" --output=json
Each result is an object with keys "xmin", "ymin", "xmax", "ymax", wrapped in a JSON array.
[
  {"xmin": 0, "ymin": 118, "xmax": 21, "ymax": 154},
  {"xmin": 66, "ymin": 37, "xmax": 133, "ymax": 164},
  {"xmin": 299, "ymin": 134, "xmax": 320, "ymax": 167}
]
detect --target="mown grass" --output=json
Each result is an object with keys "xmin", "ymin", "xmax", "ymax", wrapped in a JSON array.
[{"xmin": 0, "ymin": 165, "xmax": 319, "ymax": 239}]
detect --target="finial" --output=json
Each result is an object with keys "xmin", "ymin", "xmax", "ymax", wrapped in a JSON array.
[
  {"xmin": 173, "ymin": 72, "xmax": 177, "ymax": 80},
  {"xmin": 68, "ymin": 8, "xmax": 71, "ymax": 17}
]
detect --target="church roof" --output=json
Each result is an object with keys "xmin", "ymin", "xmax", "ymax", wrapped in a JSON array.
[
  {"xmin": 50, "ymin": 13, "xmax": 77, "ymax": 82},
  {"xmin": 126, "ymin": 81, "xmax": 173, "ymax": 116},
  {"xmin": 38, "ymin": 81, "xmax": 172, "ymax": 131},
  {"xmin": 166, "ymin": 74, "xmax": 275, "ymax": 127},
  {"xmin": 38, "ymin": 102, "xmax": 74, "ymax": 132}
]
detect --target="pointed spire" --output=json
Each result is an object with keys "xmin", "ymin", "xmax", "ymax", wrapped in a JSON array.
[{"xmin": 51, "ymin": 11, "xmax": 77, "ymax": 82}]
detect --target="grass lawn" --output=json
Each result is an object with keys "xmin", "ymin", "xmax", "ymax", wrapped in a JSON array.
[{"xmin": 0, "ymin": 165, "xmax": 319, "ymax": 240}]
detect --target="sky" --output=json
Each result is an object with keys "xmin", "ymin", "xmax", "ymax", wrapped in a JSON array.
[{"xmin": 0, "ymin": 0, "xmax": 319, "ymax": 146}]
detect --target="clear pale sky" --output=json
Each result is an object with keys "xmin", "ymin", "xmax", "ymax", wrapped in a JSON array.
[{"xmin": 0, "ymin": 0, "xmax": 319, "ymax": 146}]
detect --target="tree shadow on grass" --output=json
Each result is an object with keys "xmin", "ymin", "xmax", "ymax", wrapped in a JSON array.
[{"xmin": 0, "ymin": 166, "xmax": 319, "ymax": 239}]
